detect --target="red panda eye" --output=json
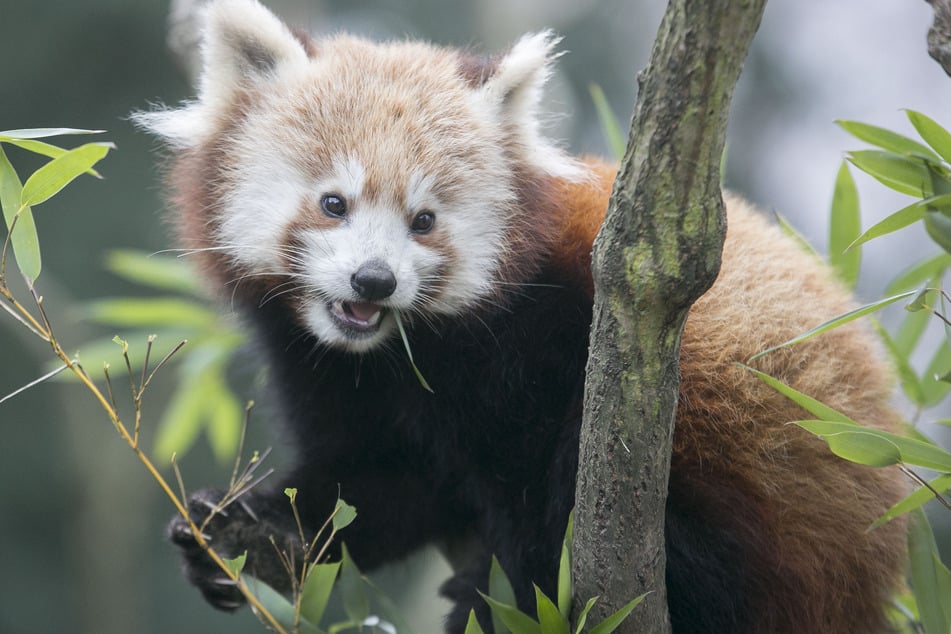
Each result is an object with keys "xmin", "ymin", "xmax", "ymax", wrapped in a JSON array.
[
  {"xmin": 411, "ymin": 211, "xmax": 436, "ymax": 234},
  {"xmin": 321, "ymin": 194, "xmax": 347, "ymax": 218}
]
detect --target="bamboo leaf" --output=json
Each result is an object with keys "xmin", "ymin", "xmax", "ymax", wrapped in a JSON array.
[
  {"xmin": 244, "ymin": 576, "xmax": 322, "ymax": 634},
  {"xmin": 332, "ymin": 499, "xmax": 357, "ymax": 532},
  {"xmin": 223, "ymin": 551, "xmax": 247, "ymax": 577},
  {"xmin": 534, "ymin": 586, "xmax": 569, "ymax": 634},
  {"xmin": 0, "ymin": 146, "xmax": 41, "ymax": 283},
  {"xmin": 846, "ymin": 196, "xmax": 951, "ymax": 250},
  {"xmin": 871, "ymin": 474, "xmax": 951, "ymax": 529},
  {"xmin": 875, "ymin": 323, "xmax": 924, "ymax": 406},
  {"xmin": 924, "ymin": 209, "xmax": 951, "ymax": 254},
  {"xmin": 20, "ymin": 142, "xmax": 113, "ymax": 208},
  {"xmin": 747, "ymin": 290, "xmax": 919, "ymax": 361},
  {"xmin": 795, "ymin": 422, "xmax": 902, "ymax": 467},
  {"xmin": 104, "ymin": 249, "xmax": 205, "ymax": 295},
  {"xmin": 0, "ymin": 128, "xmax": 105, "ymax": 140},
  {"xmin": 489, "ymin": 557, "xmax": 518, "ymax": 634},
  {"xmin": 741, "ymin": 365, "xmax": 857, "ymax": 423},
  {"xmin": 908, "ymin": 509, "xmax": 950, "ymax": 634},
  {"xmin": 838, "ymin": 120, "xmax": 942, "ymax": 162},
  {"xmin": 796, "ymin": 420, "xmax": 951, "ymax": 472},
  {"xmin": 921, "ymin": 341, "xmax": 951, "ymax": 407},
  {"xmin": 83, "ymin": 297, "xmax": 218, "ymax": 328},
  {"xmin": 339, "ymin": 546, "xmax": 369, "ymax": 624},
  {"xmin": 205, "ymin": 377, "xmax": 242, "ymax": 464},
  {"xmin": 590, "ymin": 84, "xmax": 627, "ymax": 161},
  {"xmin": 847, "ymin": 150, "xmax": 933, "ymax": 197},
  {"xmin": 300, "ymin": 561, "xmax": 341, "ymax": 626},
  {"xmin": 480, "ymin": 593, "xmax": 541, "ymax": 634},
  {"xmin": 829, "ymin": 161, "xmax": 861, "ymax": 287},
  {"xmin": 465, "ymin": 610, "xmax": 487, "ymax": 634},
  {"xmin": 886, "ymin": 253, "xmax": 951, "ymax": 294},
  {"xmin": 153, "ymin": 372, "xmax": 212, "ymax": 461},
  {"xmin": 906, "ymin": 110, "xmax": 951, "ymax": 164},
  {"xmin": 557, "ymin": 513, "xmax": 574, "ymax": 618},
  {"xmin": 2, "ymin": 138, "xmax": 103, "ymax": 178},
  {"xmin": 588, "ymin": 594, "xmax": 647, "ymax": 634},
  {"xmin": 573, "ymin": 597, "xmax": 598, "ymax": 634}
]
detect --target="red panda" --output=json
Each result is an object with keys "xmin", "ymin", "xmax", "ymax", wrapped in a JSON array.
[{"xmin": 136, "ymin": 1, "xmax": 908, "ymax": 632}]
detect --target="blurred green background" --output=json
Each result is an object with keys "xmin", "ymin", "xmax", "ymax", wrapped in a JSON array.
[{"xmin": 2, "ymin": 1, "xmax": 950, "ymax": 632}]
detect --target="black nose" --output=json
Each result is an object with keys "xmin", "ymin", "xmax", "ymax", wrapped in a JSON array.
[{"xmin": 350, "ymin": 259, "xmax": 397, "ymax": 301}]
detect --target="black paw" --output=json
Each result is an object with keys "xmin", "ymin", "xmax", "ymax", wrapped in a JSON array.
[{"xmin": 169, "ymin": 488, "xmax": 261, "ymax": 611}]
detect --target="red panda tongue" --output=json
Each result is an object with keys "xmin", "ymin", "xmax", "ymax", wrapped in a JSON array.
[{"xmin": 346, "ymin": 301, "xmax": 382, "ymax": 323}]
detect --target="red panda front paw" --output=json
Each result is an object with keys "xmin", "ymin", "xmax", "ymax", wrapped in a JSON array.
[{"xmin": 168, "ymin": 487, "xmax": 254, "ymax": 611}]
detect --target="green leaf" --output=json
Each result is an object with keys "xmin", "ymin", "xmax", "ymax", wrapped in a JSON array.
[
  {"xmin": 838, "ymin": 120, "xmax": 942, "ymax": 162},
  {"xmin": 223, "ymin": 551, "xmax": 247, "ymax": 577},
  {"xmin": 908, "ymin": 509, "xmax": 951, "ymax": 634},
  {"xmin": 588, "ymin": 594, "xmax": 647, "ymax": 634},
  {"xmin": 846, "ymin": 196, "xmax": 951, "ymax": 250},
  {"xmin": 747, "ymin": 290, "xmax": 919, "ymax": 362},
  {"xmin": 573, "ymin": 597, "xmax": 598, "ymax": 634},
  {"xmin": 557, "ymin": 513, "xmax": 573, "ymax": 618},
  {"xmin": 534, "ymin": 586, "xmax": 569, "ymax": 634},
  {"xmin": 773, "ymin": 211, "xmax": 820, "ymax": 257},
  {"xmin": 83, "ymin": 297, "xmax": 218, "ymax": 329},
  {"xmin": 206, "ymin": 379, "xmax": 242, "ymax": 463},
  {"xmin": 796, "ymin": 420, "xmax": 951, "ymax": 471},
  {"xmin": 906, "ymin": 110, "xmax": 951, "ymax": 164},
  {"xmin": 393, "ymin": 311, "xmax": 434, "ymax": 393},
  {"xmin": 924, "ymin": 209, "xmax": 951, "ymax": 254},
  {"xmin": 740, "ymin": 366, "xmax": 856, "ymax": 423},
  {"xmin": 893, "ymin": 303, "xmax": 933, "ymax": 353},
  {"xmin": 332, "ymin": 499, "xmax": 357, "ymax": 532},
  {"xmin": 465, "ymin": 610, "xmax": 487, "ymax": 634},
  {"xmin": 361, "ymin": 576, "xmax": 419, "ymax": 634},
  {"xmin": 921, "ymin": 342, "xmax": 951, "ymax": 407},
  {"xmin": 872, "ymin": 474, "xmax": 951, "ymax": 529},
  {"xmin": 489, "ymin": 557, "xmax": 518, "ymax": 634},
  {"xmin": 2, "ymin": 138, "xmax": 103, "ymax": 178},
  {"xmin": 20, "ymin": 142, "xmax": 113, "ymax": 208},
  {"xmin": 244, "ymin": 576, "xmax": 322, "ymax": 634},
  {"xmin": 480, "ymin": 593, "xmax": 541, "ymax": 634},
  {"xmin": 828, "ymin": 161, "xmax": 861, "ymax": 287},
  {"xmin": 795, "ymin": 421, "xmax": 902, "ymax": 467},
  {"xmin": 339, "ymin": 546, "xmax": 369, "ymax": 623},
  {"xmin": 847, "ymin": 150, "xmax": 933, "ymax": 197},
  {"xmin": 875, "ymin": 323, "xmax": 924, "ymax": 406},
  {"xmin": 0, "ymin": 145, "xmax": 41, "ymax": 283},
  {"xmin": 886, "ymin": 253, "xmax": 951, "ymax": 294},
  {"xmin": 300, "ymin": 561, "xmax": 341, "ymax": 626},
  {"xmin": 0, "ymin": 127, "xmax": 105, "ymax": 140},
  {"xmin": 153, "ymin": 372, "xmax": 212, "ymax": 461},
  {"xmin": 105, "ymin": 249, "xmax": 205, "ymax": 295},
  {"xmin": 589, "ymin": 84, "xmax": 627, "ymax": 161}
]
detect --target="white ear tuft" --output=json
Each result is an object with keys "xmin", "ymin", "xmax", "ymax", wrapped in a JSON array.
[
  {"xmin": 480, "ymin": 32, "xmax": 586, "ymax": 181},
  {"xmin": 483, "ymin": 31, "xmax": 559, "ymax": 115},
  {"xmin": 134, "ymin": 0, "xmax": 308, "ymax": 147},
  {"xmin": 198, "ymin": 0, "xmax": 309, "ymax": 107}
]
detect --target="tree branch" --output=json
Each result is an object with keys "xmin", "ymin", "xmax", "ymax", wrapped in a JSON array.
[
  {"xmin": 573, "ymin": 1, "xmax": 767, "ymax": 631},
  {"xmin": 926, "ymin": 0, "xmax": 951, "ymax": 76}
]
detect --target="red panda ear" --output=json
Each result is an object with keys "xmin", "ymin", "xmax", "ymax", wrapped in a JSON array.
[
  {"xmin": 198, "ymin": 0, "xmax": 309, "ymax": 107},
  {"xmin": 134, "ymin": 0, "xmax": 309, "ymax": 147},
  {"xmin": 477, "ymin": 32, "xmax": 586, "ymax": 181}
]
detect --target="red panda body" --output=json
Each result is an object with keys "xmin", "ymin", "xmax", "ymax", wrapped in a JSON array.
[{"xmin": 138, "ymin": 2, "xmax": 907, "ymax": 632}]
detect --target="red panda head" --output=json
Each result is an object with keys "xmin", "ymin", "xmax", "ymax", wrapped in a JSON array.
[{"xmin": 136, "ymin": 0, "xmax": 586, "ymax": 353}]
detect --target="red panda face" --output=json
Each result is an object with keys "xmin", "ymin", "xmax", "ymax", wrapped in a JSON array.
[{"xmin": 136, "ymin": 0, "xmax": 585, "ymax": 353}]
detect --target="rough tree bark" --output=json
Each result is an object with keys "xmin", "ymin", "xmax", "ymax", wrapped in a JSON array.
[
  {"xmin": 572, "ymin": 1, "xmax": 767, "ymax": 631},
  {"xmin": 926, "ymin": 0, "xmax": 951, "ymax": 76}
]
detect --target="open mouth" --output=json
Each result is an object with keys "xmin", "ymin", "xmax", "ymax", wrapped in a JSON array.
[{"xmin": 328, "ymin": 300, "xmax": 386, "ymax": 336}]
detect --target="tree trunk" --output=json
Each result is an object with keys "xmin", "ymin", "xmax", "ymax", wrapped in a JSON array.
[
  {"xmin": 572, "ymin": 1, "xmax": 767, "ymax": 631},
  {"xmin": 926, "ymin": 0, "xmax": 951, "ymax": 76}
]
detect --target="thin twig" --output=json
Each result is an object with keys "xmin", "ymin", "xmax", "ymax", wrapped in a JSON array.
[
  {"xmin": 0, "ymin": 362, "xmax": 72, "ymax": 405},
  {"xmin": 900, "ymin": 465, "xmax": 951, "ymax": 512},
  {"xmin": 229, "ymin": 400, "xmax": 254, "ymax": 490},
  {"xmin": 141, "ymin": 339, "xmax": 188, "ymax": 393}
]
